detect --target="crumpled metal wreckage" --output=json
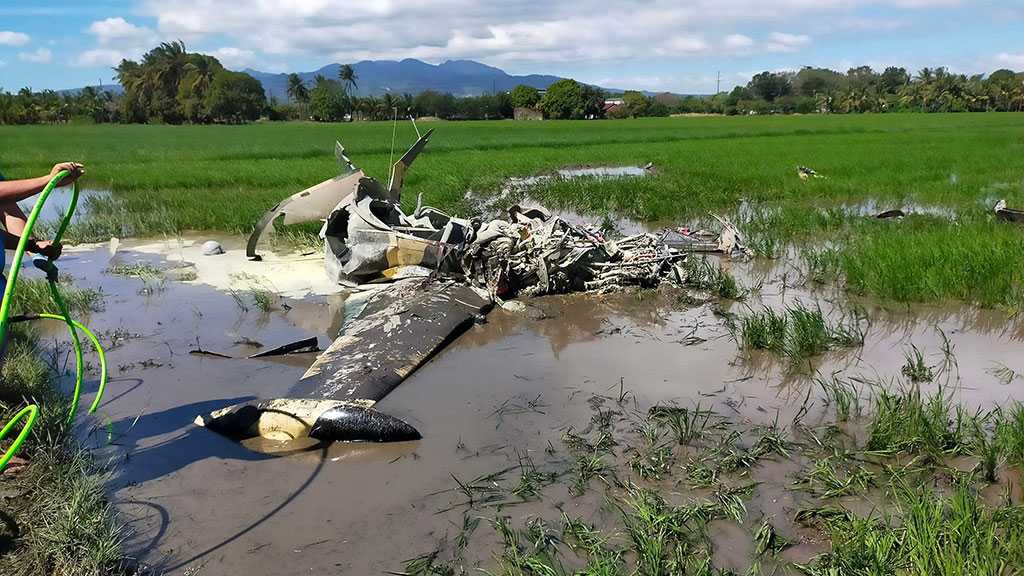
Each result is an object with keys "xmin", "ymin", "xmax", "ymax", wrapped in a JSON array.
[{"xmin": 204, "ymin": 130, "xmax": 749, "ymax": 451}]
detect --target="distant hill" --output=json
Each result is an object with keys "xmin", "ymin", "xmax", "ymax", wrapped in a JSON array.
[
  {"xmin": 243, "ymin": 59, "xmax": 566, "ymax": 100},
  {"xmin": 62, "ymin": 59, "xmax": 678, "ymax": 101}
]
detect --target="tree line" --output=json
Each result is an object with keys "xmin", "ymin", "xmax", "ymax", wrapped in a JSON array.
[
  {"xmin": 676, "ymin": 66, "xmax": 1024, "ymax": 116},
  {"xmin": 2, "ymin": 43, "xmax": 1023, "ymax": 125}
]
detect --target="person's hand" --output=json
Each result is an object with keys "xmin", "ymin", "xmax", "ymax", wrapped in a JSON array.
[
  {"xmin": 48, "ymin": 162, "xmax": 85, "ymax": 187},
  {"xmin": 29, "ymin": 239, "xmax": 63, "ymax": 260}
]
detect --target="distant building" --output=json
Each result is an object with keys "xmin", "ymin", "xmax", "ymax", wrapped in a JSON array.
[{"xmin": 603, "ymin": 98, "xmax": 624, "ymax": 116}]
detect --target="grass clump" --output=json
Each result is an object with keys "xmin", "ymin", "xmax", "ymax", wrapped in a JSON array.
[
  {"xmin": 901, "ymin": 344, "xmax": 935, "ymax": 383},
  {"xmin": 0, "ymin": 445, "xmax": 127, "ymax": 576},
  {"xmin": 1, "ymin": 313, "xmax": 126, "ymax": 575},
  {"xmin": 819, "ymin": 375, "xmax": 860, "ymax": 421},
  {"xmin": 737, "ymin": 303, "xmax": 866, "ymax": 367},
  {"xmin": 10, "ymin": 278, "xmax": 104, "ymax": 317},
  {"xmin": 648, "ymin": 403, "xmax": 714, "ymax": 445},
  {"xmin": 682, "ymin": 257, "xmax": 745, "ymax": 300},
  {"xmin": 865, "ymin": 384, "xmax": 971, "ymax": 458},
  {"xmin": 803, "ymin": 248, "xmax": 843, "ymax": 285},
  {"xmin": 802, "ymin": 482, "xmax": 1023, "ymax": 576}
]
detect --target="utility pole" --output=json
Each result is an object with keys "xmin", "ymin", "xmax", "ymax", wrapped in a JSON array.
[{"xmin": 716, "ymin": 71, "xmax": 721, "ymax": 95}]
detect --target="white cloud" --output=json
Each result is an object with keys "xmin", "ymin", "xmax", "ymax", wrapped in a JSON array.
[
  {"xmin": 209, "ymin": 47, "xmax": 257, "ymax": 68},
  {"xmin": 74, "ymin": 49, "xmax": 131, "ymax": 67},
  {"xmin": 88, "ymin": 17, "xmax": 158, "ymax": 46},
  {"xmin": 656, "ymin": 36, "xmax": 709, "ymax": 55},
  {"xmin": 73, "ymin": 17, "xmax": 160, "ymax": 68},
  {"xmin": 18, "ymin": 48, "xmax": 52, "ymax": 64},
  {"xmin": 0, "ymin": 30, "xmax": 31, "ymax": 46},
  {"xmin": 765, "ymin": 32, "xmax": 812, "ymax": 53},
  {"xmin": 0, "ymin": 59, "xmax": 6, "ymax": 68},
  {"xmin": 723, "ymin": 34, "xmax": 754, "ymax": 50},
  {"xmin": 995, "ymin": 53, "xmax": 1024, "ymax": 69},
  {"xmin": 131, "ymin": 0, "xmax": 954, "ymax": 69}
]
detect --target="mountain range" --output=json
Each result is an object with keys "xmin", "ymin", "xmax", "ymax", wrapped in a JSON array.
[{"xmin": 243, "ymin": 59, "xmax": 567, "ymax": 100}]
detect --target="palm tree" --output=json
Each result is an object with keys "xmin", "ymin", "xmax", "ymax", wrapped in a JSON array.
[
  {"xmin": 338, "ymin": 64, "xmax": 358, "ymax": 96},
  {"xmin": 286, "ymin": 73, "xmax": 309, "ymax": 103}
]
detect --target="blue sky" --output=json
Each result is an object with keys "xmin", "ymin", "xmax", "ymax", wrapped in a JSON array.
[{"xmin": 1, "ymin": 0, "xmax": 1022, "ymax": 93}]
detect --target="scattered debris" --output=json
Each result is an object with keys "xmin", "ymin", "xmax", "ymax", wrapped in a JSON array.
[
  {"xmin": 797, "ymin": 166, "xmax": 826, "ymax": 180},
  {"xmin": 248, "ymin": 336, "xmax": 320, "ymax": 358},
  {"xmin": 874, "ymin": 209, "xmax": 906, "ymax": 219},
  {"xmin": 463, "ymin": 206, "xmax": 749, "ymax": 298},
  {"xmin": 994, "ymin": 199, "xmax": 1024, "ymax": 223},
  {"xmin": 202, "ymin": 240, "xmax": 224, "ymax": 256},
  {"xmin": 220, "ymin": 127, "xmax": 751, "ymax": 451},
  {"xmin": 187, "ymin": 336, "xmax": 320, "ymax": 359}
]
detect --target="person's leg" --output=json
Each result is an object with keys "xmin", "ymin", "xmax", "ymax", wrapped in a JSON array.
[{"xmin": 1, "ymin": 201, "xmax": 29, "ymax": 239}]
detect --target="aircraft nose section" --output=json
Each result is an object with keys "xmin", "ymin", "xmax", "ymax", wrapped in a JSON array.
[
  {"xmin": 310, "ymin": 405, "xmax": 422, "ymax": 443},
  {"xmin": 195, "ymin": 398, "xmax": 421, "ymax": 448}
]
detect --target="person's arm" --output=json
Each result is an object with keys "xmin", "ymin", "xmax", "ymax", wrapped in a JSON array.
[{"xmin": 0, "ymin": 162, "xmax": 85, "ymax": 204}]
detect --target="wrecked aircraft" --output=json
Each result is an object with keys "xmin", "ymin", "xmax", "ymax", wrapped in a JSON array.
[{"xmin": 207, "ymin": 127, "xmax": 749, "ymax": 451}]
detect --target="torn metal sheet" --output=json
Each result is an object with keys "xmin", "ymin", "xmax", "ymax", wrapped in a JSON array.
[{"xmin": 246, "ymin": 171, "xmax": 364, "ymax": 261}]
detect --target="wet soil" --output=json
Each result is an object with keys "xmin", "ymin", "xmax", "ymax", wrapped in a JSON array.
[{"xmin": 26, "ymin": 236, "xmax": 1024, "ymax": 575}]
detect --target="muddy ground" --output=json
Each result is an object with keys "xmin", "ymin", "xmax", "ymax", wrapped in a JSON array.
[{"xmin": 36, "ymin": 233, "xmax": 1024, "ymax": 575}]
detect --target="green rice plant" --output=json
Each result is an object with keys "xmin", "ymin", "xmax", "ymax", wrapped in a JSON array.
[
  {"xmin": 752, "ymin": 425, "xmax": 791, "ymax": 458},
  {"xmin": 104, "ymin": 262, "xmax": 163, "ymax": 279},
  {"xmin": 512, "ymin": 453, "xmax": 556, "ymax": 500},
  {"xmin": 737, "ymin": 303, "xmax": 864, "ymax": 368},
  {"xmin": 784, "ymin": 303, "xmax": 832, "ymax": 365},
  {"xmin": 996, "ymin": 402, "xmax": 1024, "ymax": 468},
  {"xmin": 617, "ymin": 483, "xmax": 692, "ymax": 576},
  {"xmin": 710, "ymin": 483, "xmax": 753, "ymax": 524},
  {"xmin": 901, "ymin": 345, "xmax": 934, "ymax": 383},
  {"xmin": 865, "ymin": 384, "xmax": 970, "ymax": 459},
  {"xmin": 828, "ymin": 308, "xmax": 868, "ymax": 348},
  {"xmin": 683, "ymin": 458, "xmax": 719, "ymax": 488},
  {"xmin": 629, "ymin": 443, "xmax": 674, "ymax": 481},
  {"xmin": 738, "ymin": 307, "xmax": 788, "ymax": 352},
  {"xmin": 971, "ymin": 419, "xmax": 1001, "ymax": 483},
  {"xmin": 753, "ymin": 516, "xmax": 791, "ymax": 557},
  {"xmin": 11, "ymin": 278, "xmax": 104, "ymax": 316},
  {"xmin": 400, "ymin": 550, "xmax": 456, "ymax": 576},
  {"xmin": 648, "ymin": 403, "xmax": 714, "ymax": 445},
  {"xmin": 682, "ymin": 257, "xmax": 745, "ymax": 300},
  {"xmin": 818, "ymin": 375, "xmax": 860, "ymax": 421},
  {"xmin": 492, "ymin": 516, "xmax": 566, "ymax": 576},
  {"xmin": 561, "ymin": 514, "xmax": 624, "ymax": 576},
  {"xmin": 1, "ymin": 444, "xmax": 128, "ymax": 576},
  {"xmin": 571, "ymin": 454, "xmax": 609, "ymax": 496},
  {"xmin": 803, "ymin": 248, "xmax": 842, "ymax": 285},
  {"xmin": 251, "ymin": 287, "xmax": 275, "ymax": 312},
  {"xmin": 797, "ymin": 457, "xmax": 875, "ymax": 498}
]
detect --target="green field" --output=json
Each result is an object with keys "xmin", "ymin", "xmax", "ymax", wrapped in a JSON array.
[{"xmin": 3, "ymin": 113, "xmax": 1024, "ymax": 306}]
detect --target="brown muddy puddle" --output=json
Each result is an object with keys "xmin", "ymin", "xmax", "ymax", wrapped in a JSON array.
[{"xmin": 28, "ymin": 238, "xmax": 1024, "ymax": 575}]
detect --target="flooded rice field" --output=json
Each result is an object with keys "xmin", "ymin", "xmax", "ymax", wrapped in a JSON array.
[{"xmin": 34, "ymin": 235, "xmax": 1024, "ymax": 575}]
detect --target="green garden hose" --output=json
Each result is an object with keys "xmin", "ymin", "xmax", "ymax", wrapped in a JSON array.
[{"xmin": 0, "ymin": 170, "xmax": 108, "ymax": 472}]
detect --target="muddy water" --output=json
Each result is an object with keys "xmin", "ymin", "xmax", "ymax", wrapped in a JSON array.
[
  {"xmin": 18, "ymin": 186, "xmax": 108, "ymax": 223},
  {"xmin": 28, "ymin": 238, "xmax": 1024, "ymax": 575}
]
